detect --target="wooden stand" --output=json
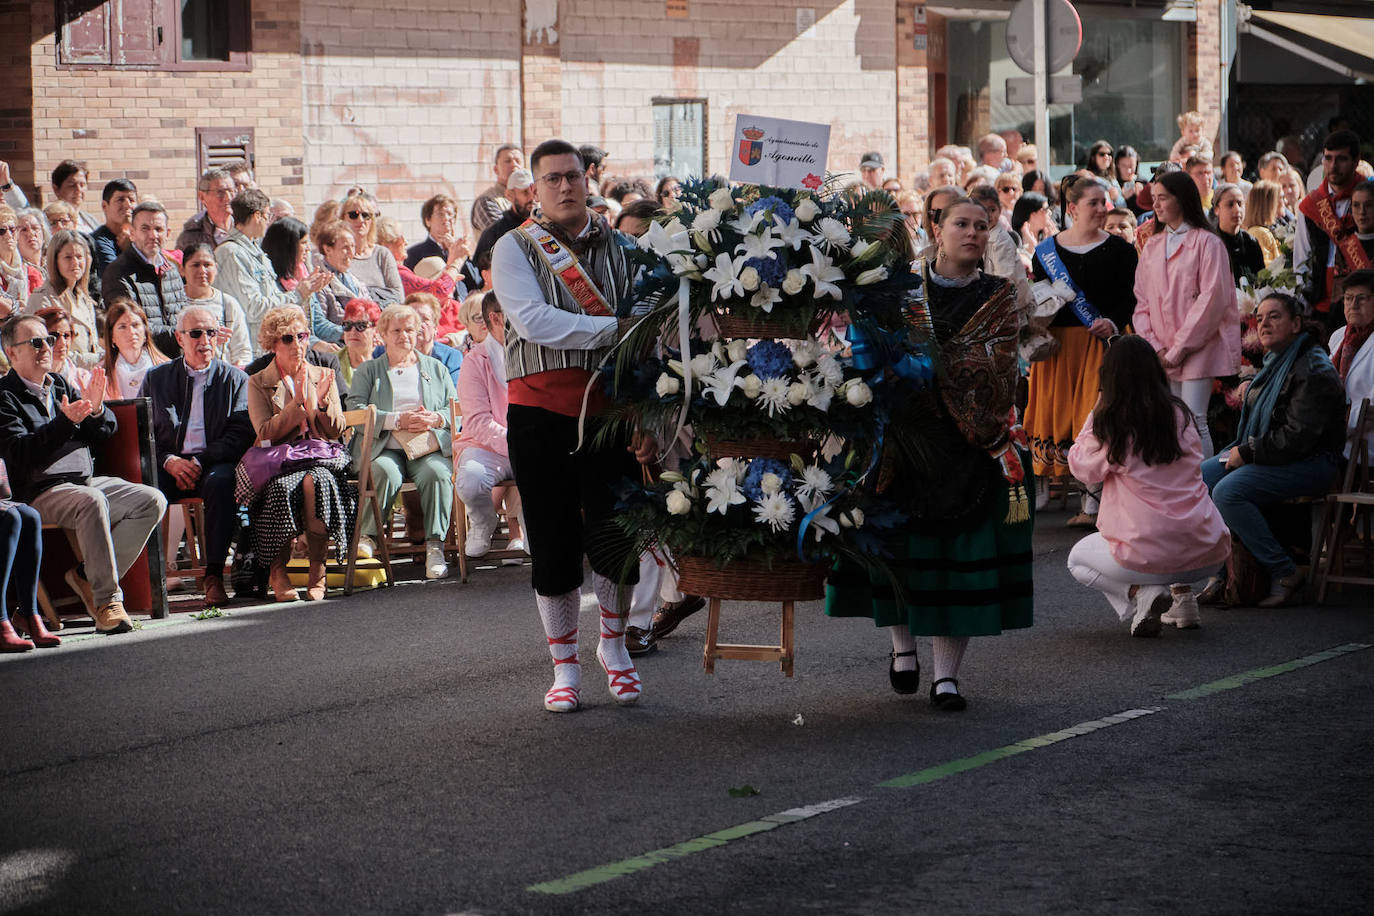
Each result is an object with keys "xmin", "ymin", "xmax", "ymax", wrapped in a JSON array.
[{"xmin": 702, "ymin": 597, "xmax": 796, "ymax": 677}]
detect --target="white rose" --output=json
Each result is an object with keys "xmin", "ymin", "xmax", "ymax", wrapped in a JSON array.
[
  {"xmin": 739, "ymin": 266, "xmax": 761, "ymax": 291},
  {"xmin": 760, "ymin": 472, "xmax": 782, "ymax": 495},
  {"xmin": 666, "ymin": 490, "xmax": 693, "ymax": 516},
  {"xmin": 691, "ymin": 209, "xmax": 722, "ymax": 233},
  {"xmin": 791, "ymin": 339, "xmax": 819, "ymax": 369},
  {"xmin": 655, "ymin": 373, "xmax": 681, "ymax": 397},
  {"xmin": 844, "ymin": 380, "xmax": 874, "ymax": 407},
  {"xmin": 782, "ymin": 269, "xmax": 807, "ymax": 295},
  {"xmin": 689, "ymin": 354, "xmax": 714, "ymax": 377},
  {"xmin": 709, "ymin": 187, "xmax": 735, "ymax": 211},
  {"xmin": 794, "ymin": 198, "xmax": 820, "ymax": 222},
  {"xmin": 856, "ymin": 266, "xmax": 889, "ymax": 285},
  {"xmin": 741, "ymin": 374, "xmax": 763, "ymax": 399},
  {"xmin": 727, "ymin": 339, "xmax": 749, "ymax": 362},
  {"xmin": 787, "ymin": 382, "xmax": 808, "ymax": 406}
]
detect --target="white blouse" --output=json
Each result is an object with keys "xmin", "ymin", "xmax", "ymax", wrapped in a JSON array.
[
  {"xmin": 114, "ymin": 351, "xmax": 154, "ymax": 399},
  {"xmin": 385, "ymin": 363, "xmax": 422, "ymax": 451}
]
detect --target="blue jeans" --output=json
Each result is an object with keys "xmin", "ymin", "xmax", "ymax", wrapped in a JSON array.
[
  {"xmin": 0, "ymin": 503, "xmax": 42, "ymax": 623},
  {"xmin": 1202, "ymin": 452, "xmax": 1341, "ymax": 580}
]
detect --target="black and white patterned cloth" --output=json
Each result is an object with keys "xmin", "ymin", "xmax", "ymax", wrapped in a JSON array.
[{"xmin": 242, "ymin": 460, "xmax": 357, "ymax": 569}]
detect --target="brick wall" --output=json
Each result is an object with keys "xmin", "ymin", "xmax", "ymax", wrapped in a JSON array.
[
  {"xmin": 1194, "ymin": 0, "xmax": 1224, "ymax": 151},
  {"xmin": 25, "ymin": 1, "xmax": 304, "ymax": 228},
  {"xmin": 300, "ymin": 0, "xmax": 523, "ymax": 237},
  {"xmin": 0, "ymin": 2, "xmax": 35, "ymax": 197},
  {"xmin": 557, "ymin": 0, "xmax": 898, "ymax": 186},
  {"xmin": 894, "ymin": 2, "xmax": 930, "ymax": 179}
]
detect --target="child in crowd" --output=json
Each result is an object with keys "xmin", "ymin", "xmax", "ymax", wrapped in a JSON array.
[{"xmin": 1104, "ymin": 207, "xmax": 1136, "ymax": 246}]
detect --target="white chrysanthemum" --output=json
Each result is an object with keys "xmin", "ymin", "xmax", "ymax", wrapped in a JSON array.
[
  {"xmin": 814, "ymin": 353, "xmax": 844, "ymax": 387},
  {"xmin": 758, "ymin": 377, "xmax": 792, "ymax": 417},
  {"xmin": 814, "ymin": 217, "xmax": 851, "ymax": 252},
  {"xmin": 692, "ymin": 208, "xmax": 722, "ymax": 234},
  {"xmin": 753, "ymin": 492, "xmax": 796, "ymax": 532},
  {"xmin": 797, "ymin": 465, "xmax": 835, "ymax": 503}
]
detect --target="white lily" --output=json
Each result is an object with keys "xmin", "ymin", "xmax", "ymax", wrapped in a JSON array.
[
  {"xmin": 849, "ymin": 239, "xmax": 873, "ymax": 260},
  {"xmin": 638, "ymin": 218, "xmax": 690, "ymax": 257},
  {"xmin": 736, "ymin": 227, "xmax": 785, "ymax": 261},
  {"xmin": 856, "ymin": 266, "xmax": 889, "ymax": 286},
  {"xmin": 805, "ymin": 373, "xmax": 834, "ymax": 411},
  {"xmin": 700, "ymin": 359, "xmax": 749, "ymax": 406},
  {"xmin": 703, "ymin": 467, "xmax": 746, "ymax": 515},
  {"xmin": 750, "ymin": 285, "xmax": 782, "ymax": 313},
  {"xmin": 667, "ymin": 252, "xmax": 704, "ymax": 279},
  {"xmin": 801, "ymin": 246, "xmax": 845, "ymax": 300},
  {"xmin": 773, "ymin": 215, "xmax": 809, "ymax": 251},
  {"xmin": 727, "ymin": 209, "xmax": 767, "ymax": 235},
  {"xmin": 702, "ymin": 252, "xmax": 747, "ymax": 301}
]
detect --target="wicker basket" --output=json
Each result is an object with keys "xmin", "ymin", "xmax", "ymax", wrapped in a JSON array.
[
  {"xmin": 702, "ymin": 434, "xmax": 817, "ymax": 461},
  {"xmin": 713, "ymin": 313, "xmax": 813, "ymax": 340},
  {"xmin": 676, "ymin": 554, "xmax": 826, "ymax": 602}
]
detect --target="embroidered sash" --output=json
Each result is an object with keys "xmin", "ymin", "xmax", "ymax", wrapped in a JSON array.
[
  {"xmin": 517, "ymin": 219, "xmax": 613, "ymax": 318},
  {"xmin": 1034, "ymin": 236, "xmax": 1101, "ymax": 327},
  {"xmin": 1299, "ymin": 182, "xmax": 1370, "ymax": 311}
]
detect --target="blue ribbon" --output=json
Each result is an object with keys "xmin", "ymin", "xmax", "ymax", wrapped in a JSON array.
[
  {"xmin": 795, "ymin": 424, "xmax": 885, "ymax": 563},
  {"xmin": 1034, "ymin": 235, "xmax": 1101, "ymax": 328}
]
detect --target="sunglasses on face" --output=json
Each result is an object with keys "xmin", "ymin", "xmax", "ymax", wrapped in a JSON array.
[
  {"xmin": 20, "ymin": 335, "xmax": 56, "ymax": 350},
  {"xmin": 0, "ymin": 226, "xmax": 16, "ymax": 236},
  {"xmin": 183, "ymin": 328, "xmax": 219, "ymax": 339},
  {"xmin": 50, "ymin": 331, "xmax": 72, "ymax": 340},
  {"xmin": 280, "ymin": 331, "xmax": 310, "ymax": 345},
  {"xmin": 341, "ymin": 320, "xmax": 373, "ymax": 332},
  {"xmin": 345, "ymin": 210, "xmax": 374, "ymax": 221}
]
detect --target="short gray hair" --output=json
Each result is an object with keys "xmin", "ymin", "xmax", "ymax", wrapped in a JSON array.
[
  {"xmin": 177, "ymin": 305, "xmax": 220, "ymax": 331},
  {"xmin": 198, "ymin": 167, "xmax": 232, "ymax": 191},
  {"xmin": 1, "ymin": 314, "xmax": 47, "ymax": 350}
]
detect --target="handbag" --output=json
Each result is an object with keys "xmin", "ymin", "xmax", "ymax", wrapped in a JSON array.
[
  {"xmin": 234, "ymin": 437, "xmax": 349, "ymax": 504},
  {"xmin": 393, "ymin": 429, "xmax": 440, "ymax": 459}
]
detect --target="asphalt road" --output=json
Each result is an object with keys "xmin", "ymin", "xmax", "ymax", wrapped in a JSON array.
[{"xmin": 2, "ymin": 509, "xmax": 1372, "ymax": 915}]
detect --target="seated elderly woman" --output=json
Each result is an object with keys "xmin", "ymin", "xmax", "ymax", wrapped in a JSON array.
[
  {"xmin": 454, "ymin": 291, "xmax": 523, "ymax": 557},
  {"xmin": 397, "ymin": 292, "xmax": 463, "ymax": 386},
  {"xmin": 313, "ymin": 219, "xmax": 375, "ymax": 329},
  {"xmin": 1201, "ymin": 293, "xmax": 1348, "ymax": 608},
  {"xmin": 347, "ymin": 303, "xmax": 456, "ymax": 580},
  {"xmin": 1329, "ymin": 270, "xmax": 1374, "ymax": 457},
  {"xmin": 246, "ymin": 305, "xmax": 354, "ymax": 602},
  {"xmin": 335, "ymin": 296, "xmax": 381, "ymax": 387}
]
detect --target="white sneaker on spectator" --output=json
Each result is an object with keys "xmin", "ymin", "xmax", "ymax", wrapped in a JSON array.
[
  {"xmin": 1162, "ymin": 584, "xmax": 1202, "ymax": 628},
  {"xmin": 502, "ymin": 538, "xmax": 526, "ymax": 566},
  {"xmin": 425, "ymin": 541, "xmax": 448, "ymax": 579},
  {"xmin": 356, "ymin": 536, "xmax": 375, "ymax": 560},
  {"xmin": 465, "ymin": 519, "xmax": 497, "ymax": 557},
  {"xmin": 1129, "ymin": 585, "xmax": 1170, "ymax": 637}
]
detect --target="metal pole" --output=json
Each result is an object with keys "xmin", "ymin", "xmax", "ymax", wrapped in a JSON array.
[{"xmin": 1032, "ymin": 0, "xmax": 1050, "ymax": 168}]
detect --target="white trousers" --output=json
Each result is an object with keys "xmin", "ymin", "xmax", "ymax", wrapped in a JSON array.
[
  {"xmin": 1067, "ymin": 533, "xmax": 1220, "ymax": 622},
  {"xmin": 1171, "ymin": 377, "xmax": 1214, "ymax": 459},
  {"xmin": 627, "ymin": 548, "xmax": 685, "ymax": 630},
  {"xmin": 455, "ymin": 447, "xmax": 513, "ymax": 529}
]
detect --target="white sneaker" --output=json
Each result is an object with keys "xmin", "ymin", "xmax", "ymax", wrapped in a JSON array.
[
  {"xmin": 502, "ymin": 538, "xmax": 526, "ymax": 566},
  {"xmin": 356, "ymin": 536, "xmax": 375, "ymax": 560},
  {"xmin": 465, "ymin": 519, "xmax": 497, "ymax": 557},
  {"xmin": 1161, "ymin": 586, "xmax": 1201, "ymax": 629},
  {"xmin": 425, "ymin": 541, "xmax": 448, "ymax": 579},
  {"xmin": 1129, "ymin": 585, "xmax": 1170, "ymax": 637}
]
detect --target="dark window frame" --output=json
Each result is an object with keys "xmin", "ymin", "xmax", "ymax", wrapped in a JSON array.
[{"xmin": 56, "ymin": 0, "xmax": 253, "ymax": 72}]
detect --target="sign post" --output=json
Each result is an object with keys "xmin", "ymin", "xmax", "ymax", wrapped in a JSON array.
[{"xmin": 1005, "ymin": 0, "xmax": 1082, "ymax": 168}]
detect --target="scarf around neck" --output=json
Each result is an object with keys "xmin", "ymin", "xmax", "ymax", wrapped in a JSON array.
[
  {"xmin": 1334, "ymin": 323, "xmax": 1373, "ymax": 380},
  {"xmin": 1232, "ymin": 332, "xmax": 1312, "ymax": 448}
]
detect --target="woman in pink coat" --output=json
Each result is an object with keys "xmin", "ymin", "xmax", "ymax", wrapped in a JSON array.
[
  {"xmin": 1132, "ymin": 170, "xmax": 1241, "ymax": 457},
  {"xmin": 1067, "ymin": 336, "xmax": 1230, "ymax": 635},
  {"xmin": 454, "ymin": 291, "xmax": 522, "ymax": 558}
]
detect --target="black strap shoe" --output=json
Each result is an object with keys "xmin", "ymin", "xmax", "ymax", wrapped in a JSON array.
[
  {"xmin": 929, "ymin": 677, "xmax": 967, "ymax": 711},
  {"xmin": 889, "ymin": 649, "xmax": 920, "ymax": 694}
]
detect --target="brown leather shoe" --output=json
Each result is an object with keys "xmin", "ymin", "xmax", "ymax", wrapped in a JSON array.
[
  {"xmin": 269, "ymin": 548, "xmax": 300, "ymax": 603},
  {"xmin": 93, "ymin": 601, "xmax": 134, "ymax": 634},
  {"xmin": 649, "ymin": 595, "xmax": 706, "ymax": 640},
  {"xmin": 202, "ymin": 575, "xmax": 230, "ymax": 607},
  {"xmin": 304, "ymin": 533, "xmax": 329, "ymax": 601},
  {"xmin": 625, "ymin": 625, "xmax": 658, "ymax": 657}
]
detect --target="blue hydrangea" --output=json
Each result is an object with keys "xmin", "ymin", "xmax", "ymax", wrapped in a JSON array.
[
  {"xmin": 746, "ymin": 340, "xmax": 794, "ymax": 380},
  {"xmin": 742, "ymin": 458, "xmax": 793, "ymax": 501},
  {"xmin": 746, "ymin": 195, "xmax": 795, "ymax": 226},
  {"xmin": 745, "ymin": 255, "xmax": 786, "ymax": 288}
]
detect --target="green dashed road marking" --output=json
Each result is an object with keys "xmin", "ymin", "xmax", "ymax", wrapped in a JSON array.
[{"xmin": 526, "ymin": 641, "xmax": 1372, "ymax": 896}]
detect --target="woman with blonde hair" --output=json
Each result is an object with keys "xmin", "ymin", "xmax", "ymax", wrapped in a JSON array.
[
  {"xmin": 42, "ymin": 201, "xmax": 78, "ymax": 236},
  {"xmin": 337, "ymin": 191, "xmax": 402, "ymax": 304},
  {"xmin": 27, "ymin": 229, "xmax": 100, "ymax": 366},
  {"xmin": 14, "ymin": 210, "xmax": 49, "ymax": 281},
  {"xmin": 101, "ymin": 298, "xmax": 168, "ymax": 399},
  {"xmin": 1243, "ymin": 180, "xmax": 1285, "ymax": 266}
]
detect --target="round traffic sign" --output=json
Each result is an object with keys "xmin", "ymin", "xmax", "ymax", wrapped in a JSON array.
[{"xmin": 1006, "ymin": 0, "xmax": 1083, "ymax": 75}]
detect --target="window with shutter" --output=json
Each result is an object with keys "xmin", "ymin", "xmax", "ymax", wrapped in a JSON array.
[
  {"xmin": 58, "ymin": 1, "xmax": 113, "ymax": 66},
  {"xmin": 57, "ymin": 0, "xmax": 251, "ymax": 70}
]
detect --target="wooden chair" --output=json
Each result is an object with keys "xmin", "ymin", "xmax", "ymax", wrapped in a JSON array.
[
  {"xmin": 36, "ymin": 523, "xmax": 76, "ymax": 631},
  {"xmin": 1314, "ymin": 398, "xmax": 1374, "ymax": 603},
  {"xmin": 164, "ymin": 498, "xmax": 209, "ymax": 585},
  {"xmin": 343, "ymin": 406, "xmax": 396, "ymax": 595},
  {"xmin": 447, "ymin": 397, "xmax": 525, "ymax": 582}
]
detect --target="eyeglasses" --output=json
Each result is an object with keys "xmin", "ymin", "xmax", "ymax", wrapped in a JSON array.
[
  {"xmin": 998, "ymin": 186, "xmax": 1018, "ymax": 194},
  {"xmin": 341, "ymin": 320, "xmax": 373, "ymax": 332},
  {"xmin": 183, "ymin": 328, "xmax": 219, "ymax": 339},
  {"xmin": 279, "ymin": 331, "xmax": 310, "ymax": 345},
  {"xmin": 345, "ymin": 210, "xmax": 375, "ymax": 221},
  {"xmin": 52, "ymin": 218, "xmax": 75, "ymax": 229},
  {"xmin": 0, "ymin": 226, "xmax": 16, "ymax": 236},
  {"xmin": 539, "ymin": 170, "xmax": 585, "ymax": 188},
  {"xmin": 928, "ymin": 208, "xmax": 943, "ymax": 225},
  {"xmin": 19, "ymin": 335, "xmax": 56, "ymax": 350}
]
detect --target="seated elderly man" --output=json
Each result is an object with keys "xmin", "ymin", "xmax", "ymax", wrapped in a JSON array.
[
  {"xmin": 139, "ymin": 306, "xmax": 255, "ymax": 606},
  {"xmin": 0, "ymin": 314, "xmax": 166, "ymax": 633}
]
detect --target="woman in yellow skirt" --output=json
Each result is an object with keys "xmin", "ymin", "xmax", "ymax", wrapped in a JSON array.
[{"xmin": 1026, "ymin": 176, "xmax": 1139, "ymax": 526}]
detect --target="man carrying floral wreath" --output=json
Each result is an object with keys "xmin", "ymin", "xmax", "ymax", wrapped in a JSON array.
[{"xmin": 491, "ymin": 138, "xmax": 651, "ymax": 713}]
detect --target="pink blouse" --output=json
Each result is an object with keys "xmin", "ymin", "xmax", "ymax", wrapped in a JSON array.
[
  {"xmin": 453, "ymin": 339, "xmax": 508, "ymax": 459},
  {"xmin": 1132, "ymin": 228, "xmax": 1240, "ymax": 381},
  {"xmin": 1068, "ymin": 408, "xmax": 1230, "ymax": 574}
]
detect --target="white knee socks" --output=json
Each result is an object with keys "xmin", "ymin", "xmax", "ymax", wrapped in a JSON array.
[
  {"xmin": 591, "ymin": 573, "xmax": 633, "ymax": 671},
  {"xmin": 536, "ymin": 590, "xmax": 582, "ymax": 692},
  {"xmin": 888, "ymin": 625, "xmax": 917, "ymax": 672},
  {"xmin": 931, "ymin": 636, "xmax": 969, "ymax": 694}
]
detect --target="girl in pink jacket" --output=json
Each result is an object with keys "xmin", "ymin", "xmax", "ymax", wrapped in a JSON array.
[
  {"xmin": 1133, "ymin": 170, "xmax": 1241, "ymax": 458},
  {"xmin": 1067, "ymin": 336, "xmax": 1230, "ymax": 635}
]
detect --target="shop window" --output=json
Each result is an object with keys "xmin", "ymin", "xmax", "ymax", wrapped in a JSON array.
[
  {"xmin": 654, "ymin": 99, "xmax": 708, "ymax": 181},
  {"xmin": 58, "ymin": 0, "xmax": 251, "ymax": 70}
]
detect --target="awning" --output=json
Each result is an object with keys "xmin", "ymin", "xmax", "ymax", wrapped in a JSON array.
[{"xmin": 1245, "ymin": 10, "xmax": 1374, "ymax": 81}]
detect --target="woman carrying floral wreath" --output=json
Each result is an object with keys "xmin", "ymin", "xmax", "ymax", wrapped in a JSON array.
[{"xmin": 826, "ymin": 195, "xmax": 1033, "ymax": 712}]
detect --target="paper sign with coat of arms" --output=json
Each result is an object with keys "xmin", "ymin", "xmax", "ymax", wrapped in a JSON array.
[{"xmin": 728, "ymin": 114, "xmax": 831, "ymax": 190}]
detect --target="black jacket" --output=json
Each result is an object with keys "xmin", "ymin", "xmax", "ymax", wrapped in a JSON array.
[
  {"xmin": 0, "ymin": 371, "xmax": 117, "ymax": 502},
  {"xmin": 100, "ymin": 246, "xmax": 189, "ymax": 357},
  {"xmin": 403, "ymin": 236, "xmax": 484, "ymax": 291},
  {"xmin": 140, "ymin": 357, "xmax": 254, "ymax": 468},
  {"xmin": 1235, "ymin": 335, "xmax": 1348, "ymax": 466},
  {"xmin": 473, "ymin": 210, "xmax": 524, "ymax": 272}
]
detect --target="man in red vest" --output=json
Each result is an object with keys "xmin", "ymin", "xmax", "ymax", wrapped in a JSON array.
[{"xmin": 1293, "ymin": 129, "xmax": 1367, "ymax": 331}]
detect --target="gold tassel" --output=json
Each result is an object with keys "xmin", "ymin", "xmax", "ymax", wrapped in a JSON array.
[{"xmin": 1004, "ymin": 484, "xmax": 1029, "ymax": 526}]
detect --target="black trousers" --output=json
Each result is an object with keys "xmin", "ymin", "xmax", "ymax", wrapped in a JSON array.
[
  {"xmin": 157, "ymin": 461, "xmax": 237, "ymax": 577},
  {"xmin": 507, "ymin": 404, "xmax": 640, "ymax": 596}
]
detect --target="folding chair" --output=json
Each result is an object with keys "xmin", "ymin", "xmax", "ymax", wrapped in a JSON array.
[
  {"xmin": 164, "ymin": 498, "xmax": 209, "ymax": 585},
  {"xmin": 447, "ymin": 397, "xmax": 524, "ymax": 582},
  {"xmin": 343, "ymin": 406, "xmax": 396, "ymax": 595},
  {"xmin": 1314, "ymin": 398, "xmax": 1374, "ymax": 603}
]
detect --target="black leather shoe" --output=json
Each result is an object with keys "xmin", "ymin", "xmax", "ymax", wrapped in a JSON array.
[
  {"xmin": 649, "ymin": 595, "xmax": 706, "ymax": 640},
  {"xmin": 889, "ymin": 649, "xmax": 920, "ymax": 694},
  {"xmin": 929, "ymin": 678, "xmax": 967, "ymax": 711},
  {"xmin": 625, "ymin": 626, "xmax": 658, "ymax": 657}
]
